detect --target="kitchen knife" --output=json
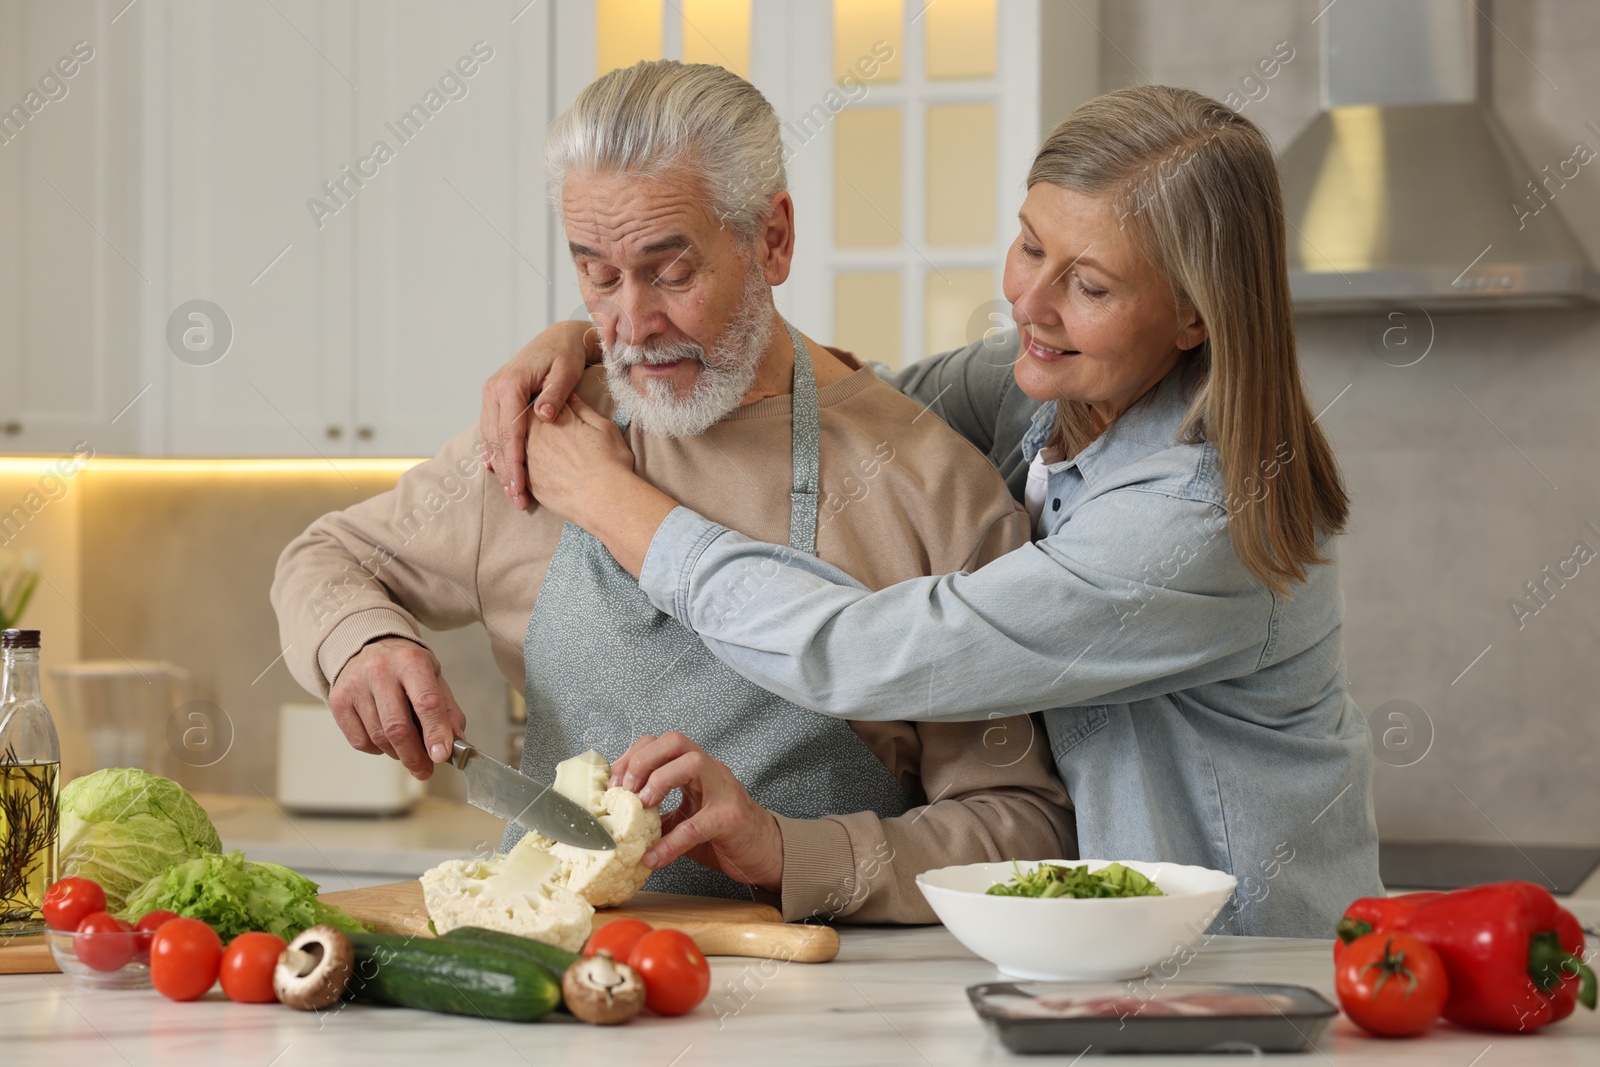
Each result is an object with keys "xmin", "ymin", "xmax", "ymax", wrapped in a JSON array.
[{"xmin": 449, "ymin": 738, "xmax": 617, "ymax": 851}]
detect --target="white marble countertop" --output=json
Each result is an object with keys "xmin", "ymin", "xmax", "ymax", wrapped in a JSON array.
[
  {"xmin": 129, "ymin": 793, "xmax": 1600, "ymax": 1062},
  {"xmin": 5, "ymin": 923, "xmax": 1597, "ymax": 1066}
]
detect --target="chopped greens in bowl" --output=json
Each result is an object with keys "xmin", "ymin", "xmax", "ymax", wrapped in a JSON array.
[
  {"xmin": 919, "ymin": 859, "xmax": 1236, "ymax": 979},
  {"xmin": 986, "ymin": 861, "xmax": 1165, "ymax": 899}
]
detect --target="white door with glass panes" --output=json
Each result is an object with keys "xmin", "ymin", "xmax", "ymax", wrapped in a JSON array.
[{"xmin": 549, "ymin": 0, "xmax": 1042, "ymax": 369}]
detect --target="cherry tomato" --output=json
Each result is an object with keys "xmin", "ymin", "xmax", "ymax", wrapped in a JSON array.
[
  {"xmin": 584, "ymin": 918, "xmax": 653, "ymax": 962},
  {"xmin": 1335, "ymin": 932, "xmax": 1449, "ymax": 1037},
  {"xmin": 220, "ymin": 932, "xmax": 287, "ymax": 1004},
  {"xmin": 133, "ymin": 910, "xmax": 182, "ymax": 959},
  {"xmin": 628, "ymin": 929, "xmax": 711, "ymax": 1017},
  {"xmin": 42, "ymin": 878, "xmax": 106, "ymax": 932},
  {"xmin": 73, "ymin": 912, "xmax": 135, "ymax": 972},
  {"xmin": 149, "ymin": 918, "xmax": 224, "ymax": 1002}
]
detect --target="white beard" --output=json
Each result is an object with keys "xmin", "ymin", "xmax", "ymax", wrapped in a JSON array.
[{"xmin": 603, "ymin": 264, "xmax": 775, "ymax": 439}]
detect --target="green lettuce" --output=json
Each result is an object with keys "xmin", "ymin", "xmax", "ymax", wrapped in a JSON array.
[
  {"xmin": 122, "ymin": 850, "xmax": 366, "ymax": 942},
  {"xmin": 59, "ymin": 768, "xmax": 223, "ymax": 911},
  {"xmin": 986, "ymin": 861, "xmax": 1165, "ymax": 899}
]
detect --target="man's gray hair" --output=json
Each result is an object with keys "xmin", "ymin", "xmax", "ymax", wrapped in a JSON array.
[{"xmin": 545, "ymin": 60, "xmax": 786, "ymax": 242}]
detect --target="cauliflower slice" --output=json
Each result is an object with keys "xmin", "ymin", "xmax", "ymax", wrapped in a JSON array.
[
  {"xmin": 421, "ymin": 837, "xmax": 594, "ymax": 951},
  {"xmin": 532, "ymin": 749, "xmax": 662, "ymax": 909}
]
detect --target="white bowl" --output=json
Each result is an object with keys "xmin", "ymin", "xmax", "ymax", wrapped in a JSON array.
[{"xmin": 916, "ymin": 858, "xmax": 1238, "ymax": 981}]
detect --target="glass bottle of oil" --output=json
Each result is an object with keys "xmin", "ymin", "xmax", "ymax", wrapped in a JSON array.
[{"xmin": 1, "ymin": 629, "xmax": 59, "ymax": 934}]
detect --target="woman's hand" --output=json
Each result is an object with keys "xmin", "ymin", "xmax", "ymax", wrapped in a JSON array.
[
  {"xmin": 522, "ymin": 394, "xmax": 635, "ymax": 521},
  {"xmin": 611, "ymin": 732, "xmax": 784, "ymax": 891},
  {"xmin": 524, "ymin": 396, "xmax": 678, "ymax": 576},
  {"xmin": 481, "ymin": 319, "xmax": 598, "ymax": 510}
]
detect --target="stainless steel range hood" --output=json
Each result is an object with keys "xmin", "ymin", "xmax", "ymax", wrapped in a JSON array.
[{"xmin": 1279, "ymin": 0, "xmax": 1600, "ymax": 312}]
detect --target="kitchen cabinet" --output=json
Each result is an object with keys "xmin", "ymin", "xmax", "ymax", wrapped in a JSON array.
[
  {"xmin": 1, "ymin": 0, "xmax": 555, "ymax": 459},
  {"xmin": 154, "ymin": 1, "xmax": 554, "ymax": 457},
  {"xmin": 155, "ymin": 0, "xmax": 357, "ymax": 457},
  {"xmin": 345, "ymin": 12, "xmax": 552, "ymax": 457},
  {"xmin": 0, "ymin": 2, "xmax": 142, "ymax": 457}
]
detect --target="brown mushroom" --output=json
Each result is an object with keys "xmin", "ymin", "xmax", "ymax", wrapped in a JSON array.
[
  {"xmin": 274, "ymin": 925, "xmax": 355, "ymax": 1010},
  {"xmin": 562, "ymin": 951, "xmax": 646, "ymax": 1025}
]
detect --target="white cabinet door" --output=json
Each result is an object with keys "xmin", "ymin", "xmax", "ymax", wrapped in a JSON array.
[
  {"xmin": 349, "ymin": 4, "xmax": 554, "ymax": 457},
  {"xmin": 155, "ymin": 1, "xmax": 555, "ymax": 458},
  {"xmin": 0, "ymin": 2, "xmax": 141, "ymax": 455},
  {"xmin": 158, "ymin": 0, "xmax": 356, "ymax": 456}
]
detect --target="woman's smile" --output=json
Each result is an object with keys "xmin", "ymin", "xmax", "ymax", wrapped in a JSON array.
[{"xmin": 1022, "ymin": 331, "xmax": 1080, "ymax": 363}]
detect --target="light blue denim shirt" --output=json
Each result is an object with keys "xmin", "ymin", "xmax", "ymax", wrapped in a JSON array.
[{"xmin": 638, "ymin": 331, "xmax": 1383, "ymax": 937}]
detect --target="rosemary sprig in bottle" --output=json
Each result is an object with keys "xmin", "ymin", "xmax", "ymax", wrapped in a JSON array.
[{"xmin": 0, "ymin": 741, "xmax": 59, "ymax": 923}]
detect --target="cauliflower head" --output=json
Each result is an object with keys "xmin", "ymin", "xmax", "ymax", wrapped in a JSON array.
[
  {"xmin": 530, "ymin": 749, "xmax": 662, "ymax": 909},
  {"xmin": 421, "ymin": 838, "xmax": 594, "ymax": 951},
  {"xmin": 538, "ymin": 785, "xmax": 662, "ymax": 908}
]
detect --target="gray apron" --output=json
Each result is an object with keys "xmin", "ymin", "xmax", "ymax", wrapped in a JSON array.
[{"xmin": 505, "ymin": 319, "xmax": 913, "ymax": 899}]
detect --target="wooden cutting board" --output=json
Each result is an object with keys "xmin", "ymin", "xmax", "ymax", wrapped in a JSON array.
[
  {"xmin": 0, "ymin": 934, "xmax": 54, "ymax": 976},
  {"xmin": 0, "ymin": 880, "xmax": 839, "ymax": 974},
  {"xmin": 321, "ymin": 880, "xmax": 839, "ymax": 963}
]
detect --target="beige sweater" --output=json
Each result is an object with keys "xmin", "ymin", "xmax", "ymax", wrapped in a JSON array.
[{"xmin": 271, "ymin": 361, "xmax": 1074, "ymax": 923}]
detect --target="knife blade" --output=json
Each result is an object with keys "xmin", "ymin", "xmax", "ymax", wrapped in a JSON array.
[{"xmin": 448, "ymin": 738, "xmax": 616, "ymax": 851}]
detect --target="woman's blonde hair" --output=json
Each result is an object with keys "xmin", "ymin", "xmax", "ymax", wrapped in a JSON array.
[{"xmin": 1029, "ymin": 85, "xmax": 1347, "ymax": 595}]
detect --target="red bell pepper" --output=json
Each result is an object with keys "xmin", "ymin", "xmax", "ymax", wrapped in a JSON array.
[
  {"xmin": 1333, "ymin": 891, "xmax": 1444, "ymax": 963},
  {"xmin": 1402, "ymin": 881, "xmax": 1596, "ymax": 1032}
]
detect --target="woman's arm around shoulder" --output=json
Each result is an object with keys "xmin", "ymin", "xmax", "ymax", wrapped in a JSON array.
[{"xmin": 640, "ymin": 484, "xmax": 1277, "ymax": 723}]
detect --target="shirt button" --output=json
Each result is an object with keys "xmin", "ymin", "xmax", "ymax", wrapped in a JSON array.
[{"xmin": 1051, "ymin": 498, "xmax": 1061, "ymax": 512}]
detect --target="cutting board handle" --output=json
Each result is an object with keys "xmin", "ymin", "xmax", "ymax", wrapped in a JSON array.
[{"xmin": 690, "ymin": 921, "xmax": 839, "ymax": 964}]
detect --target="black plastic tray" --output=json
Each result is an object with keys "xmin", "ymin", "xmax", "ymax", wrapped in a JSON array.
[{"xmin": 968, "ymin": 980, "xmax": 1338, "ymax": 1055}]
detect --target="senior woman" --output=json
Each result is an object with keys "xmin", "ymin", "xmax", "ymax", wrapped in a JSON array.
[{"xmin": 483, "ymin": 85, "xmax": 1383, "ymax": 938}]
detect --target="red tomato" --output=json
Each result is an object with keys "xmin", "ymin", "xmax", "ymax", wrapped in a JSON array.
[
  {"xmin": 628, "ymin": 929, "xmax": 711, "ymax": 1017},
  {"xmin": 73, "ymin": 912, "xmax": 135, "ymax": 973},
  {"xmin": 149, "ymin": 918, "xmax": 224, "ymax": 1002},
  {"xmin": 584, "ymin": 918, "xmax": 653, "ymax": 962},
  {"xmin": 133, "ymin": 910, "xmax": 182, "ymax": 959},
  {"xmin": 220, "ymin": 932, "xmax": 287, "ymax": 1004},
  {"xmin": 1335, "ymin": 932, "xmax": 1449, "ymax": 1037},
  {"xmin": 135, "ymin": 910, "xmax": 181, "ymax": 933},
  {"xmin": 42, "ymin": 878, "xmax": 106, "ymax": 932}
]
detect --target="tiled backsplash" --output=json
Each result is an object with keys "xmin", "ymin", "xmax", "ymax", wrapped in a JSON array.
[{"xmin": 2, "ymin": 463, "xmax": 509, "ymax": 805}]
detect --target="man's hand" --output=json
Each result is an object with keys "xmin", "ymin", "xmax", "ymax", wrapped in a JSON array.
[
  {"xmin": 327, "ymin": 637, "xmax": 467, "ymax": 780},
  {"xmin": 611, "ymin": 732, "xmax": 784, "ymax": 891},
  {"xmin": 481, "ymin": 320, "xmax": 597, "ymax": 511}
]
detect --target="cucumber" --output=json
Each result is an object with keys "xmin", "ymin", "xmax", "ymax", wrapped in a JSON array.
[
  {"xmin": 438, "ymin": 926, "xmax": 582, "ymax": 983},
  {"xmin": 344, "ymin": 931, "xmax": 562, "ymax": 1021}
]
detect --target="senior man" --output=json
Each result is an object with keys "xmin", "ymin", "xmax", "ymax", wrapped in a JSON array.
[{"xmin": 272, "ymin": 60, "xmax": 1071, "ymax": 922}]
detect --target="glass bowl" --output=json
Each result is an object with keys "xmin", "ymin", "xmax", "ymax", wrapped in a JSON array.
[{"xmin": 46, "ymin": 928, "xmax": 153, "ymax": 989}]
